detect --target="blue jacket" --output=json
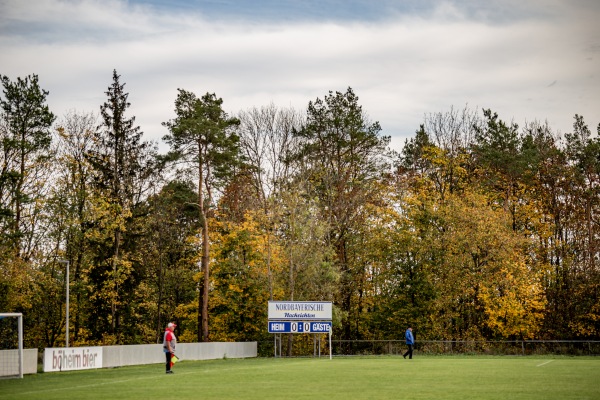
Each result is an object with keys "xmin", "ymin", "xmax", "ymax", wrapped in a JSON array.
[{"xmin": 405, "ymin": 329, "xmax": 414, "ymax": 345}]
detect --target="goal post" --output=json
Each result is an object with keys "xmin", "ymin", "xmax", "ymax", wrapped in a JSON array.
[{"xmin": 0, "ymin": 313, "xmax": 23, "ymax": 379}]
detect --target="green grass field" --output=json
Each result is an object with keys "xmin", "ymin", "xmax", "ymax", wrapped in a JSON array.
[{"xmin": 1, "ymin": 356, "xmax": 599, "ymax": 400}]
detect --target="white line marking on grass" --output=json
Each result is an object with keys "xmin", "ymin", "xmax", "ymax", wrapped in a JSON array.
[
  {"xmin": 19, "ymin": 370, "xmax": 201, "ymax": 395},
  {"xmin": 19, "ymin": 364, "xmax": 269, "ymax": 396},
  {"xmin": 536, "ymin": 360, "xmax": 554, "ymax": 367}
]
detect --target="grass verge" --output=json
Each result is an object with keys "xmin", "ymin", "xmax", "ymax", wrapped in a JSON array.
[{"xmin": 1, "ymin": 355, "xmax": 598, "ymax": 400}]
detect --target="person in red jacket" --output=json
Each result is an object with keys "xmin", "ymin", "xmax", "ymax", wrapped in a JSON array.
[{"xmin": 163, "ymin": 322, "xmax": 177, "ymax": 374}]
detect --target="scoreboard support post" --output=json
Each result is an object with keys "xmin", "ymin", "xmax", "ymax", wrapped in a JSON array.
[{"xmin": 329, "ymin": 327, "xmax": 332, "ymax": 360}]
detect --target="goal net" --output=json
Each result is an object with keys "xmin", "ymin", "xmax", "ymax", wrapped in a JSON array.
[{"xmin": 0, "ymin": 313, "xmax": 23, "ymax": 379}]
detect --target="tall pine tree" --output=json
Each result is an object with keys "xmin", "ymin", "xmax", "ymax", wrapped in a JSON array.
[
  {"xmin": 290, "ymin": 87, "xmax": 391, "ymax": 340},
  {"xmin": 0, "ymin": 74, "xmax": 55, "ymax": 257},
  {"xmin": 163, "ymin": 89, "xmax": 241, "ymax": 342},
  {"xmin": 85, "ymin": 70, "xmax": 157, "ymax": 342}
]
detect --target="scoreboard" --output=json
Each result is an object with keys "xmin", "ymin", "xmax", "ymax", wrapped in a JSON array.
[
  {"xmin": 268, "ymin": 301, "xmax": 333, "ymax": 359},
  {"xmin": 268, "ymin": 321, "xmax": 332, "ymax": 333}
]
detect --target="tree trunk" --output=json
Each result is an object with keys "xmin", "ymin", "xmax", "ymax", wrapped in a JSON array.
[
  {"xmin": 197, "ymin": 155, "xmax": 210, "ymax": 342},
  {"xmin": 156, "ymin": 251, "xmax": 164, "ymax": 343},
  {"xmin": 111, "ymin": 228, "xmax": 121, "ymax": 339},
  {"xmin": 202, "ymin": 225, "xmax": 210, "ymax": 341}
]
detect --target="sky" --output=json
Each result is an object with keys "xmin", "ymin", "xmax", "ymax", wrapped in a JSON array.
[{"xmin": 1, "ymin": 0, "xmax": 599, "ymax": 152}]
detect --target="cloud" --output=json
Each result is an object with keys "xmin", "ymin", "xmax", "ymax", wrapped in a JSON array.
[{"xmin": 1, "ymin": 0, "xmax": 598, "ymax": 153}]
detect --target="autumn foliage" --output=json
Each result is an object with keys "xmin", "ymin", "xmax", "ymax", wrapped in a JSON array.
[{"xmin": 1, "ymin": 74, "xmax": 598, "ymax": 350}]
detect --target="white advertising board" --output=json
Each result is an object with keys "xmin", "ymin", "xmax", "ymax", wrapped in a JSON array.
[
  {"xmin": 44, "ymin": 347, "xmax": 103, "ymax": 372},
  {"xmin": 268, "ymin": 301, "xmax": 332, "ymax": 320}
]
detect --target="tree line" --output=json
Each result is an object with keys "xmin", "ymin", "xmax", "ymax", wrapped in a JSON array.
[{"xmin": 0, "ymin": 71, "xmax": 598, "ymax": 351}]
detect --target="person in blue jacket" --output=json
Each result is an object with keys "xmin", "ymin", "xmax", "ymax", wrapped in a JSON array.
[{"xmin": 403, "ymin": 326, "xmax": 414, "ymax": 359}]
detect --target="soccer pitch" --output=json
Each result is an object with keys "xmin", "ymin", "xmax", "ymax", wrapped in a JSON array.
[{"xmin": 1, "ymin": 356, "xmax": 599, "ymax": 400}]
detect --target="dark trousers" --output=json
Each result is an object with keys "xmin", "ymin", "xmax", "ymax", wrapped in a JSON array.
[
  {"xmin": 403, "ymin": 344, "xmax": 413, "ymax": 359},
  {"xmin": 165, "ymin": 351, "xmax": 172, "ymax": 371}
]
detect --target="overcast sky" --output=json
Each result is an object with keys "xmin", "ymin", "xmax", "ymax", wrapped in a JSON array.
[{"xmin": 1, "ymin": 0, "xmax": 598, "ymax": 152}]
